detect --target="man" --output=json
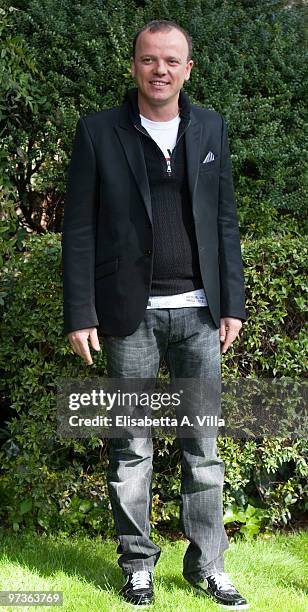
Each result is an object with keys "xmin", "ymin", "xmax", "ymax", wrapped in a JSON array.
[{"xmin": 62, "ymin": 20, "xmax": 249, "ymax": 609}]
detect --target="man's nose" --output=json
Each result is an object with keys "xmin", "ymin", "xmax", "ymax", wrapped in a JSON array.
[{"xmin": 154, "ymin": 61, "xmax": 167, "ymax": 75}]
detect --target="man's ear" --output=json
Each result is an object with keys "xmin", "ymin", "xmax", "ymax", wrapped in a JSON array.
[{"xmin": 185, "ymin": 60, "xmax": 194, "ymax": 81}]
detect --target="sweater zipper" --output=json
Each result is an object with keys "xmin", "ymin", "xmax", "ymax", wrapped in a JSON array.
[{"xmin": 134, "ymin": 119, "xmax": 191, "ymax": 177}]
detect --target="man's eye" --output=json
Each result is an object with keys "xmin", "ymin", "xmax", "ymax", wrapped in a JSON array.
[{"xmin": 142, "ymin": 58, "xmax": 152, "ymax": 63}]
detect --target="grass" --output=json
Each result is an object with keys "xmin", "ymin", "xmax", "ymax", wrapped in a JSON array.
[{"xmin": 0, "ymin": 530, "xmax": 307, "ymax": 611}]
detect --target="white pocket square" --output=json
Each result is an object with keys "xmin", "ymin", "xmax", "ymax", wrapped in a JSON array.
[{"xmin": 202, "ymin": 151, "xmax": 215, "ymax": 163}]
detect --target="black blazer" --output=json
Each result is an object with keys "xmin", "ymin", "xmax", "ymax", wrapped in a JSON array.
[{"xmin": 62, "ymin": 90, "xmax": 246, "ymax": 336}]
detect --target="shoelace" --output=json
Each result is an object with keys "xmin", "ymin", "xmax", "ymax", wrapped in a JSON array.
[
  {"xmin": 207, "ymin": 572, "xmax": 237, "ymax": 592},
  {"xmin": 131, "ymin": 570, "xmax": 152, "ymax": 590}
]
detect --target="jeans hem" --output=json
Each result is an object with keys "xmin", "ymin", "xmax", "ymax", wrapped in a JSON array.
[
  {"xmin": 183, "ymin": 561, "xmax": 225, "ymax": 584},
  {"xmin": 121, "ymin": 564, "xmax": 156, "ymax": 575}
]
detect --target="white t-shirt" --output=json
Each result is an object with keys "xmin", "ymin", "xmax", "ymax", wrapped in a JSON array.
[
  {"xmin": 140, "ymin": 113, "xmax": 180, "ymax": 159},
  {"xmin": 140, "ymin": 114, "xmax": 207, "ymax": 309}
]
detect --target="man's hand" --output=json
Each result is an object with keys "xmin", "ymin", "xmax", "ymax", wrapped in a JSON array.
[
  {"xmin": 220, "ymin": 317, "xmax": 242, "ymax": 353},
  {"xmin": 68, "ymin": 327, "xmax": 101, "ymax": 365}
]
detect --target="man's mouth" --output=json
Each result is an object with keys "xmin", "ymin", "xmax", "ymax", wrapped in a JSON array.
[{"xmin": 149, "ymin": 81, "xmax": 169, "ymax": 86}]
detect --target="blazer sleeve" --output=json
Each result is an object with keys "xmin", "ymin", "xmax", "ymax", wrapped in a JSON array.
[
  {"xmin": 218, "ymin": 115, "xmax": 247, "ymax": 321},
  {"xmin": 62, "ymin": 117, "xmax": 99, "ymax": 334}
]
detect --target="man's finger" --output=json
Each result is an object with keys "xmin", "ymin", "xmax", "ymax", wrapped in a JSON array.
[
  {"xmin": 89, "ymin": 327, "xmax": 101, "ymax": 352},
  {"xmin": 220, "ymin": 318, "xmax": 242, "ymax": 353},
  {"xmin": 221, "ymin": 328, "xmax": 237, "ymax": 353},
  {"xmin": 68, "ymin": 329, "xmax": 94, "ymax": 365},
  {"xmin": 72, "ymin": 336, "xmax": 93, "ymax": 364},
  {"xmin": 77, "ymin": 338, "xmax": 93, "ymax": 364},
  {"xmin": 220, "ymin": 320, "xmax": 226, "ymax": 342}
]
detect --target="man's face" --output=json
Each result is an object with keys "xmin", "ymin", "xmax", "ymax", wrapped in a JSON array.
[{"xmin": 131, "ymin": 28, "xmax": 193, "ymax": 109}]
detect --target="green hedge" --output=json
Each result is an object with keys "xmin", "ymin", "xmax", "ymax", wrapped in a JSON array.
[
  {"xmin": 0, "ymin": 233, "xmax": 307, "ymax": 536},
  {"xmin": 1, "ymin": 0, "xmax": 306, "ymax": 234}
]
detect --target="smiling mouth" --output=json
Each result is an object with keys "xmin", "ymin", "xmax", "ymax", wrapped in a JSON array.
[{"xmin": 149, "ymin": 81, "xmax": 169, "ymax": 86}]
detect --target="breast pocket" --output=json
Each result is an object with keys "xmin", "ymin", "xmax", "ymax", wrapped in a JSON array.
[
  {"xmin": 95, "ymin": 257, "xmax": 119, "ymax": 279},
  {"xmin": 199, "ymin": 158, "xmax": 220, "ymax": 174}
]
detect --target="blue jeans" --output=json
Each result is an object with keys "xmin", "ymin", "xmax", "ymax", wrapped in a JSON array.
[{"xmin": 103, "ymin": 307, "xmax": 229, "ymax": 583}]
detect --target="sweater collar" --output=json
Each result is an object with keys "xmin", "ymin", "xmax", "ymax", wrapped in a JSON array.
[{"xmin": 124, "ymin": 87, "xmax": 191, "ymax": 128}]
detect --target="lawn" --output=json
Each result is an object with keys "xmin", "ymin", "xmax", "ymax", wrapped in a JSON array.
[{"xmin": 0, "ymin": 530, "xmax": 307, "ymax": 611}]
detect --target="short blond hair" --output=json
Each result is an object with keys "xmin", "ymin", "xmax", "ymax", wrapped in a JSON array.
[{"xmin": 132, "ymin": 19, "xmax": 193, "ymax": 61}]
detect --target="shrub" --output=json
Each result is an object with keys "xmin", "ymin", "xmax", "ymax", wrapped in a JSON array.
[
  {"xmin": 1, "ymin": 0, "xmax": 306, "ymax": 235},
  {"xmin": 0, "ymin": 233, "xmax": 306, "ymax": 535}
]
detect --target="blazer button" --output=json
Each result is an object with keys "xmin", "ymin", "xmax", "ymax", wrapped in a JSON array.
[{"xmin": 145, "ymin": 249, "xmax": 152, "ymax": 256}]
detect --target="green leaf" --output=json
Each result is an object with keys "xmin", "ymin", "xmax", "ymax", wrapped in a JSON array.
[
  {"xmin": 79, "ymin": 500, "xmax": 92, "ymax": 513},
  {"xmin": 19, "ymin": 498, "xmax": 33, "ymax": 514}
]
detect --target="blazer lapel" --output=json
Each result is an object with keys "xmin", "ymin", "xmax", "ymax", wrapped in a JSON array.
[
  {"xmin": 185, "ymin": 110, "xmax": 203, "ymax": 208},
  {"xmin": 114, "ymin": 103, "xmax": 202, "ymax": 223},
  {"xmin": 115, "ymin": 122, "xmax": 152, "ymax": 224}
]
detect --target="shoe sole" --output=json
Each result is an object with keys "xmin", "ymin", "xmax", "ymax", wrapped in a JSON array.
[
  {"xmin": 218, "ymin": 604, "xmax": 250, "ymax": 610},
  {"xmin": 122, "ymin": 595, "xmax": 154, "ymax": 607},
  {"xmin": 127, "ymin": 602, "xmax": 154, "ymax": 608},
  {"xmin": 191, "ymin": 584, "xmax": 250, "ymax": 610}
]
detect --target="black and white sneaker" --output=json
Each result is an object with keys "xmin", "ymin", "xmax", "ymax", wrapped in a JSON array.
[
  {"xmin": 190, "ymin": 572, "xmax": 249, "ymax": 609},
  {"xmin": 120, "ymin": 570, "xmax": 154, "ymax": 606}
]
